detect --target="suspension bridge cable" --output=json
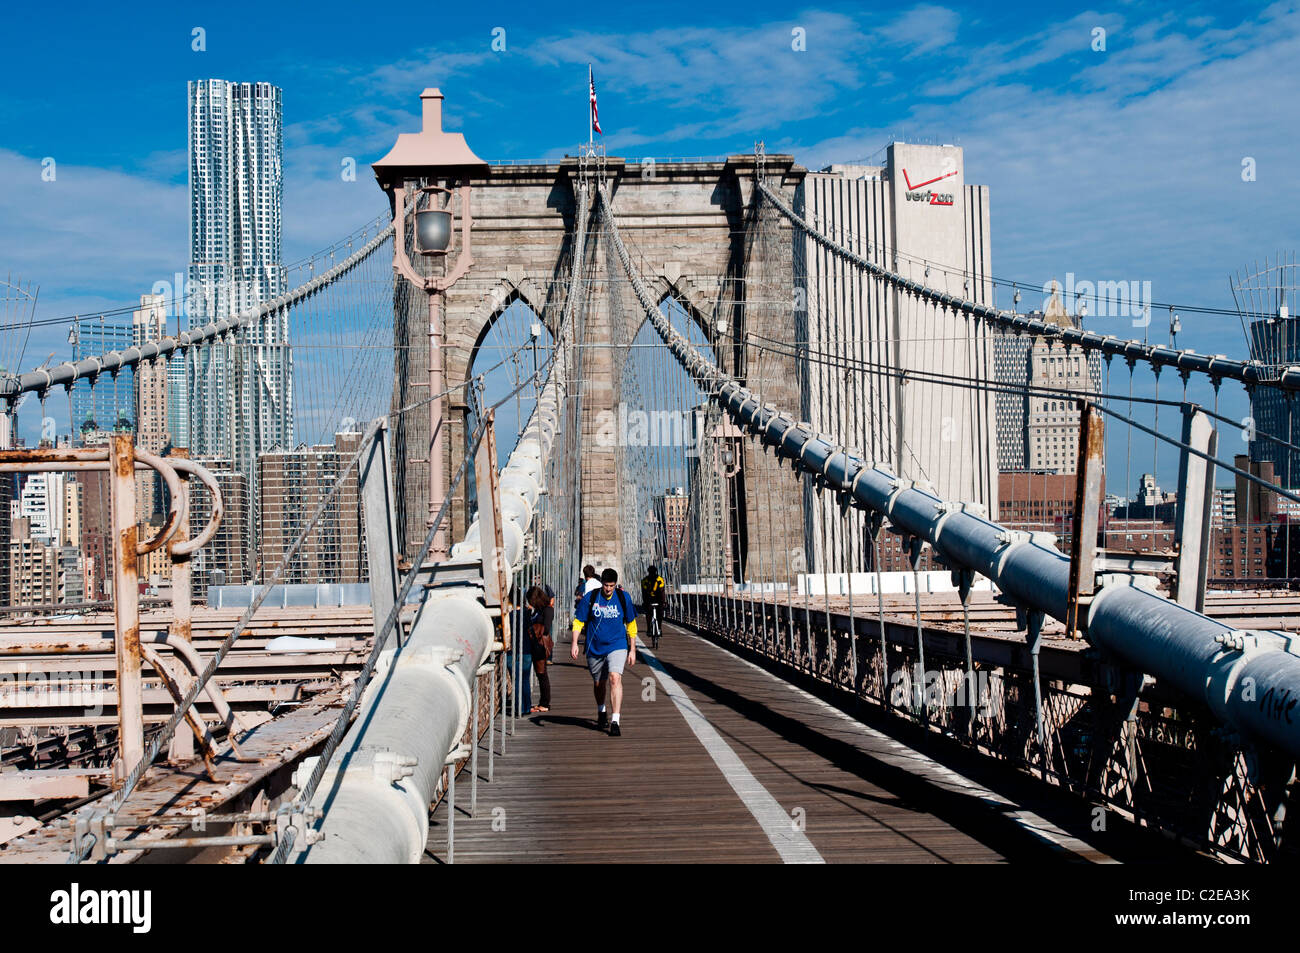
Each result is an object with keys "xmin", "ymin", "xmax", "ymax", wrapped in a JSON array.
[
  {"xmin": 742, "ymin": 327, "xmax": 1300, "ymax": 476},
  {"xmin": 732, "ymin": 269, "xmax": 1300, "ymax": 462},
  {"xmin": 5, "ymin": 226, "xmax": 395, "ymax": 402},
  {"xmin": 754, "ymin": 180, "xmax": 1300, "ymax": 394}
]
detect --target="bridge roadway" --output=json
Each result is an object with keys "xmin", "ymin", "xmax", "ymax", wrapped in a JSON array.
[{"xmin": 425, "ymin": 623, "xmax": 1195, "ymax": 864}]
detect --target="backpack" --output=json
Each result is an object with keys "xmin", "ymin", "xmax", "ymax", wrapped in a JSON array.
[{"xmin": 585, "ymin": 585, "xmax": 631, "ymax": 620}]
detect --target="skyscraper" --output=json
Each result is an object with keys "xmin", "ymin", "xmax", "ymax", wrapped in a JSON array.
[
  {"xmin": 70, "ymin": 316, "xmax": 136, "ymax": 437},
  {"xmin": 187, "ymin": 79, "xmax": 289, "ymax": 474},
  {"xmin": 655, "ymin": 487, "xmax": 689, "ymax": 563},
  {"xmin": 188, "ymin": 459, "xmax": 250, "ymax": 596},
  {"xmin": 167, "ymin": 352, "xmax": 189, "ymax": 450},
  {"xmin": 19, "ymin": 472, "xmax": 64, "ymax": 543},
  {"xmin": 993, "ymin": 327, "xmax": 1034, "ymax": 472},
  {"xmin": 1247, "ymin": 315, "xmax": 1300, "ymax": 489},
  {"xmin": 256, "ymin": 431, "xmax": 367, "ymax": 585},
  {"xmin": 1232, "ymin": 256, "xmax": 1299, "ymax": 490},
  {"xmin": 8, "ymin": 517, "xmax": 59, "ymax": 607},
  {"xmin": 132, "ymin": 293, "xmax": 169, "ymax": 518},
  {"xmin": 797, "ymin": 144, "xmax": 997, "ymax": 571},
  {"xmin": 994, "ymin": 288, "xmax": 1102, "ymax": 474},
  {"xmin": 133, "ymin": 293, "xmax": 168, "ymax": 455}
]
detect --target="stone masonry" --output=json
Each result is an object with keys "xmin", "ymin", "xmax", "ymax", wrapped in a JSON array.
[{"xmin": 387, "ymin": 155, "xmax": 807, "ymax": 583}]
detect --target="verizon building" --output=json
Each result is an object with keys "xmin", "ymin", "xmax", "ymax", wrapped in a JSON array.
[{"xmin": 796, "ymin": 143, "xmax": 996, "ymax": 569}]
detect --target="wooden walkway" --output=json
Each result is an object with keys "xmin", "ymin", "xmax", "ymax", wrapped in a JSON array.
[{"xmin": 424, "ymin": 624, "xmax": 1136, "ymax": 864}]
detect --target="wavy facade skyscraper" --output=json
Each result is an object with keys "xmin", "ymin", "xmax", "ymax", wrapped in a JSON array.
[{"xmin": 186, "ymin": 79, "xmax": 289, "ymax": 472}]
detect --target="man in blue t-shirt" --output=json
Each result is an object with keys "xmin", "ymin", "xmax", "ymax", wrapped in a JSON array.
[{"xmin": 570, "ymin": 567, "xmax": 637, "ymax": 736}]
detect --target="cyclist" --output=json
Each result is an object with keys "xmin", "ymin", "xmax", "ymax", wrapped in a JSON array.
[
  {"xmin": 640, "ymin": 565, "xmax": 666, "ymax": 649},
  {"xmin": 571, "ymin": 567, "xmax": 636, "ymax": 736}
]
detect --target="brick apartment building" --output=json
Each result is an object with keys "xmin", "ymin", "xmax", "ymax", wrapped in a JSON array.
[{"xmin": 256, "ymin": 432, "xmax": 366, "ymax": 585}]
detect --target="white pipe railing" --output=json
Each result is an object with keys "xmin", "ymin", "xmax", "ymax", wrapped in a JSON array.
[{"xmin": 292, "ymin": 188, "xmax": 588, "ymax": 863}]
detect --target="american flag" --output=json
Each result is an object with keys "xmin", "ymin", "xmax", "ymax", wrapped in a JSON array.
[{"xmin": 589, "ymin": 65, "xmax": 602, "ymax": 136}]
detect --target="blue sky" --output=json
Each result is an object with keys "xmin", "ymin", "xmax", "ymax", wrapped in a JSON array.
[{"xmin": 1, "ymin": 0, "xmax": 1297, "ymax": 484}]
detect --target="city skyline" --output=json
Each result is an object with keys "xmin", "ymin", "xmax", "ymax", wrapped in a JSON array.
[
  {"xmin": 0, "ymin": 2, "xmax": 1296, "ymax": 472},
  {"xmin": 1, "ymin": 3, "xmax": 1297, "ymax": 879}
]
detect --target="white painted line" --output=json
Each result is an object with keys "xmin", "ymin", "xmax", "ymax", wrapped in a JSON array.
[
  {"xmin": 681, "ymin": 630, "xmax": 1116, "ymax": 863},
  {"xmin": 636, "ymin": 639, "xmax": 825, "ymax": 864}
]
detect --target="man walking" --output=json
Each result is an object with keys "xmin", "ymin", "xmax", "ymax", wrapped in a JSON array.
[{"xmin": 571, "ymin": 567, "xmax": 637, "ymax": 736}]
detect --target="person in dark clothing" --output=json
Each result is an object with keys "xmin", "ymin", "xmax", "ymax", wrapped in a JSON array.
[
  {"xmin": 527, "ymin": 585, "xmax": 555, "ymax": 712},
  {"xmin": 507, "ymin": 601, "xmax": 533, "ymax": 715}
]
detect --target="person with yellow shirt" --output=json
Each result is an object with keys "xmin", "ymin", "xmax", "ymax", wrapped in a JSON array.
[
  {"xmin": 570, "ymin": 567, "xmax": 637, "ymax": 736},
  {"xmin": 639, "ymin": 565, "xmax": 666, "ymax": 649}
]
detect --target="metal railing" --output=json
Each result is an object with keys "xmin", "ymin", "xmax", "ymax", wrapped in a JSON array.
[
  {"xmin": 599, "ymin": 177, "xmax": 1300, "ymax": 861},
  {"xmin": 672, "ymin": 590, "xmax": 1285, "ymax": 862}
]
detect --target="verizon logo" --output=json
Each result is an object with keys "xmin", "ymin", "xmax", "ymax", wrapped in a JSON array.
[{"xmin": 902, "ymin": 168, "xmax": 956, "ymax": 206}]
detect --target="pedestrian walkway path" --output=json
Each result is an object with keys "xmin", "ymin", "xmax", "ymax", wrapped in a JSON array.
[{"xmin": 424, "ymin": 624, "xmax": 1142, "ymax": 863}]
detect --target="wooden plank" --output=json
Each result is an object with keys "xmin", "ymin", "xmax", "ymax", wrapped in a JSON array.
[
  {"xmin": 424, "ymin": 639, "xmax": 776, "ymax": 864},
  {"xmin": 0, "ymin": 769, "xmax": 97, "ymax": 800},
  {"xmin": 425, "ymin": 625, "xmax": 1042, "ymax": 863}
]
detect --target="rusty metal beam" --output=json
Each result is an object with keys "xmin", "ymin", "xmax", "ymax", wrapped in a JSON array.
[
  {"xmin": 0, "ymin": 651, "xmax": 367, "ymax": 674},
  {"xmin": 168, "ymin": 448, "xmax": 195, "ymax": 761},
  {"xmin": 5, "ymin": 689, "xmax": 350, "ymax": 863},
  {"xmin": 474, "ymin": 410, "xmax": 510, "ymax": 646},
  {"xmin": 0, "ymin": 769, "xmax": 105, "ymax": 801},
  {"xmin": 109, "ymin": 434, "xmax": 143, "ymax": 783}
]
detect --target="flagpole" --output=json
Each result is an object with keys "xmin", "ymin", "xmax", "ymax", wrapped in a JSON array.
[{"xmin": 588, "ymin": 64, "xmax": 593, "ymax": 146}]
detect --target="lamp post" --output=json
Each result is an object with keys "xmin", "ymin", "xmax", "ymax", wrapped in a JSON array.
[
  {"xmin": 373, "ymin": 89, "xmax": 488, "ymax": 562},
  {"xmin": 711, "ymin": 416, "xmax": 743, "ymax": 593},
  {"xmin": 392, "ymin": 183, "xmax": 474, "ymax": 560}
]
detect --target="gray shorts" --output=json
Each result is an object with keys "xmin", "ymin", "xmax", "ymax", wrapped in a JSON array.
[{"xmin": 587, "ymin": 649, "xmax": 628, "ymax": 682}]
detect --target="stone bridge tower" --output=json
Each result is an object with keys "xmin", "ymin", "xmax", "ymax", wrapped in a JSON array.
[{"xmin": 376, "ymin": 90, "xmax": 806, "ymax": 585}]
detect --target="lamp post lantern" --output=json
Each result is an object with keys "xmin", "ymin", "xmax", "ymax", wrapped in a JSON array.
[
  {"xmin": 710, "ymin": 416, "xmax": 743, "ymax": 592},
  {"xmin": 373, "ymin": 89, "xmax": 489, "ymax": 561}
]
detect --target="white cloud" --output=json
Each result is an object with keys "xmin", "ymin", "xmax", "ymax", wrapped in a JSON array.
[
  {"xmin": 878, "ymin": 4, "xmax": 962, "ymax": 58},
  {"xmin": 0, "ymin": 149, "xmax": 186, "ymax": 295},
  {"xmin": 918, "ymin": 11, "xmax": 1123, "ymax": 98},
  {"xmin": 354, "ymin": 7, "xmax": 973, "ymax": 148},
  {"xmin": 788, "ymin": 2, "xmax": 1300, "ymax": 326}
]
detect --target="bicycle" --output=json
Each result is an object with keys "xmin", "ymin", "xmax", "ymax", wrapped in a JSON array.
[{"xmin": 647, "ymin": 604, "xmax": 663, "ymax": 650}]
